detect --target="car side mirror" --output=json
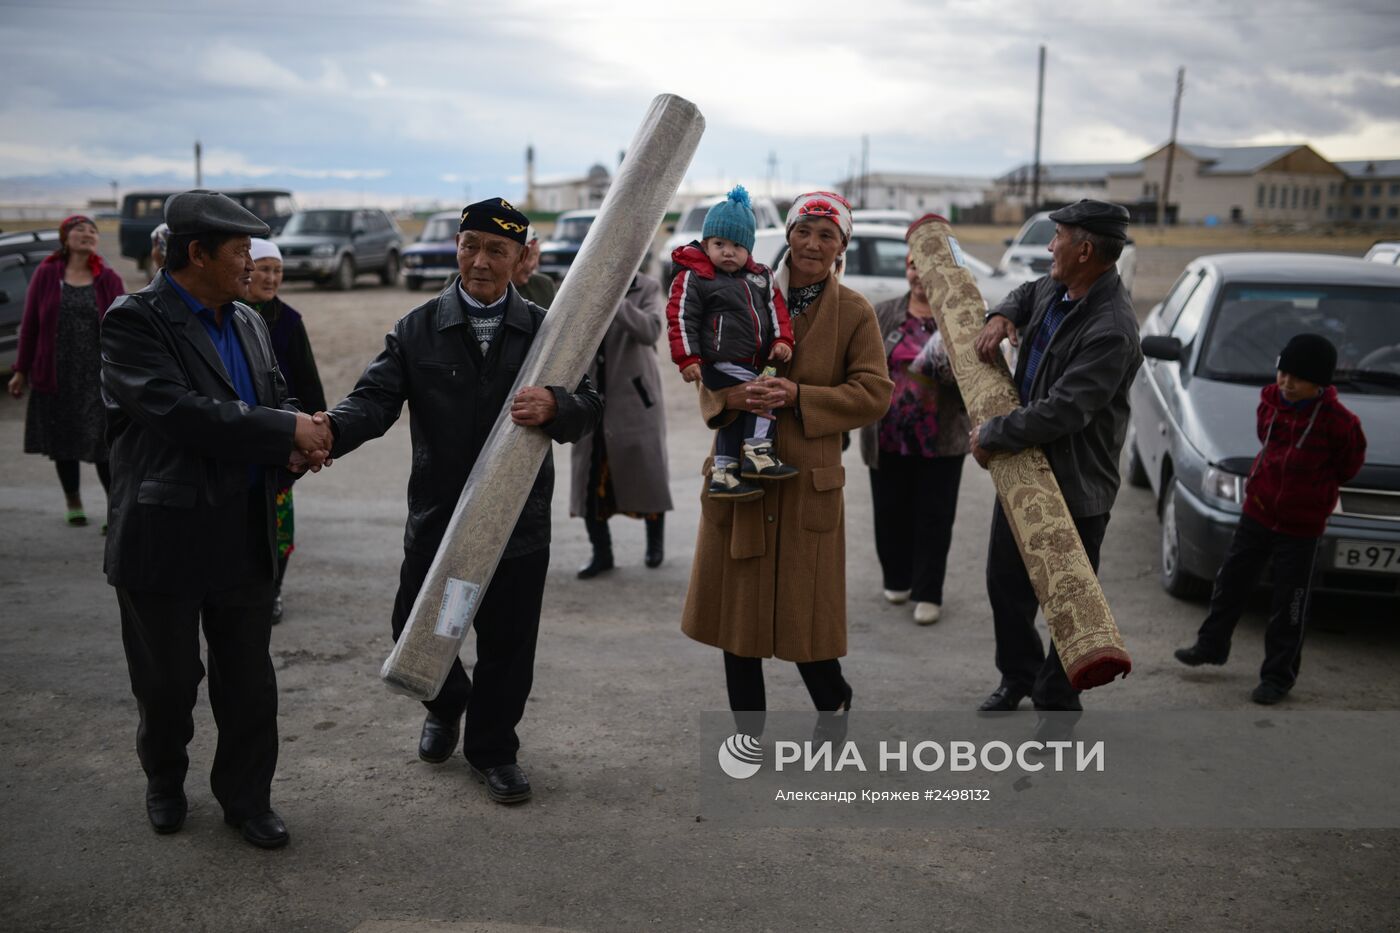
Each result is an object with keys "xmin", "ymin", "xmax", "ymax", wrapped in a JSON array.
[
  {"xmin": 352, "ymin": 227, "xmax": 365, "ymax": 238},
  {"xmin": 1141, "ymin": 335, "xmax": 1183, "ymax": 361},
  {"xmin": 1003, "ymin": 237, "xmax": 1013, "ymax": 246},
  {"xmin": 666, "ymin": 224, "xmax": 676, "ymax": 234}
]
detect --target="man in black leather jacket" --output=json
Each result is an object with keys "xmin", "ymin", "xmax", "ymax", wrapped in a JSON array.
[
  {"xmin": 969, "ymin": 199, "xmax": 1143, "ymax": 716},
  {"xmin": 101, "ymin": 190, "xmax": 334, "ymax": 848},
  {"xmin": 324, "ymin": 199, "xmax": 600, "ymax": 805}
]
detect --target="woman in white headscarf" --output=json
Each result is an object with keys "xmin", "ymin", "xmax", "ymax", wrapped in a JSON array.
[{"xmin": 245, "ymin": 238, "xmax": 327, "ymax": 623}]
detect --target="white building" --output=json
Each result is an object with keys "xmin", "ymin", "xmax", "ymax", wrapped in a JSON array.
[
  {"xmin": 526, "ymin": 164, "xmax": 611, "ymax": 213},
  {"xmin": 835, "ymin": 172, "xmax": 993, "ymax": 220},
  {"xmin": 1107, "ymin": 143, "xmax": 1345, "ymax": 224}
]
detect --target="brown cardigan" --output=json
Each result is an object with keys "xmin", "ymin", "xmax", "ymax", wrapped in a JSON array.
[{"xmin": 680, "ymin": 274, "xmax": 892, "ymax": 661}]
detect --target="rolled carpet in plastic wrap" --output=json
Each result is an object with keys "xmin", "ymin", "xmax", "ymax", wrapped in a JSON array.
[
  {"xmin": 907, "ymin": 214, "xmax": 1131, "ymax": 690},
  {"xmin": 380, "ymin": 93, "xmax": 706, "ymax": 700}
]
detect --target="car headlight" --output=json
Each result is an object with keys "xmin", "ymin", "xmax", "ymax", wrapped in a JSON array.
[
  {"xmin": 1202, "ymin": 465, "xmax": 1245, "ymax": 506},
  {"xmin": 311, "ymin": 244, "xmax": 336, "ymax": 257},
  {"xmin": 403, "ymin": 254, "xmax": 421, "ymax": 267}
]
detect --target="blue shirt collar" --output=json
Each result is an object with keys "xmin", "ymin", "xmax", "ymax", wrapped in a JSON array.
[{"xmin": 164, "ymin": 269, "xmax": 233, "ymax": 324}]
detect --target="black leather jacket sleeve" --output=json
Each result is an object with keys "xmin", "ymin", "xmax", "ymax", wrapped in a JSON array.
[
  {"xmin": 101, "ymin": 301, "xmax": 296, "ymax": 464},
  {"xmin": 327, "ymin": 327, "xmax": 408, "ymax": 457},
  {"xmin": 541, "ymin": 376, "xmax": 602, "ymax": 444},
  {"xmin": 989, "ymin": 277, "xmax": 1040, "ymax": 328}
]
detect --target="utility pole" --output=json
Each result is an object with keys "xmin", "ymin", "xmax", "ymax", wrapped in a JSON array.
[
  {"xmin": 194, "ymin": 140, "xmax": 202, "ymax": 187},
  {"xmin": 1158, "ymin": 67, "xmax": 1185, "ymax": 227},
  {"xmin": 1031, "ymin": 45, "xmax": 1045, "ymax": 214},
  {"xmin": 860, "ymin": 134, "xmax": 870, "ymax": 208},
  {"xmin": 767, "ymin": 150, "xmax": 778, "ymax": 198}
]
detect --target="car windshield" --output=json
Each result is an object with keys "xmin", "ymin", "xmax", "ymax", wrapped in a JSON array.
[
  {"xmin": 554, "ymin": 217, "xmax": 594, "ymax": 242},
  {"xmin": 1018, "ymin": 219, "xmax": 1057, "ymax": 246},
  {"xmin": 283, "ymin": 211, "xmax": 351, "ymax": 235},
  {"xmin": 679, "ymin": 205, "xmax": 710, "ymax": 233},
  {"xmin": 1200, "ymin": 282, "xmax": 1400, "ymax": 388},
  {"xmin": 421, "ymin": 217, "xmax": 458, "ymax": 241}
]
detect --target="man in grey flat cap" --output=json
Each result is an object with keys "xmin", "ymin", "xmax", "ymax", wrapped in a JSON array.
[
  {"xmin": 968, "ymin": 199, "xmax": 1143, "ymax": 720},
  {"xmin": 100, "ymin": 189, "xmax": 334, "ymax": 849}
]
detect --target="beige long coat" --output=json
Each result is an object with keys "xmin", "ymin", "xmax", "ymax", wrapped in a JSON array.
[{"xmin": 680, "ymin": 275, "xmax": 892, "ymax": 662}]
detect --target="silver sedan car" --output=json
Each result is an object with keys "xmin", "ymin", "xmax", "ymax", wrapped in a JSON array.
[{"xmin": 1127, "ymin": 252, "xmax": 1400, "ymax": 600}]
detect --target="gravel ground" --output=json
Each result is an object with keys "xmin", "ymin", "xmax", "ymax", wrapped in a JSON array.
[{"xmin": 1, "ymin": 241, "xmax": 1396, "ymax": 933}]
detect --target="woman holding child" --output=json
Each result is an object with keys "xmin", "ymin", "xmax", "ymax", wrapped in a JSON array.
[{"xmin": 679, "ymin": 191, "xmax": 892, "ymax": 733}]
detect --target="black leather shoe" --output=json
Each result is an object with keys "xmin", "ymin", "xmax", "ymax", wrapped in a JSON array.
[
  {"xmin": 1251, "ymin": 682, "xmax": 1290, "ymax": 705},
  {"xmin": 470, "ymin": 762, "xmax": 532, "ymax": 804},
  {"xmin": 224, "ymin": 809, "xmax": 289, "ymax": 849},
  {"xmin": 977, "ymin": 685, "xmax": 1027, "ymax": 712},
  {"xmin": 577, "ymin": 551, "xmax": 614, "ymax": 579},
  {"xmin": 1174, "ymin": 643, "xmax": 1228, "ymax": 666},
  {"xmin": 418, "ymin": 712, "xmax": 461, "ymax": 764},
  {"xmin": 812, "ymin": 683, "xmax": 854, "ymax": 746},
  {"xmin": 644, "ymin": 516, "xmax": 664, "ymax": 569},
  {"xmin": 1028, "ymin": 716, "xmax": 1076, "ymax": 750},
  {"xmin": 145, "ymin": 788, "xmax": 187, "ymax": 835}
]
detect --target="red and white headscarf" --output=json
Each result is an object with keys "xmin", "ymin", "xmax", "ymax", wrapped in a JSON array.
[
  {"xmin": 785, "ymin": 191, "xmax": 853, "ymax": 244},
  {"xmin": 44, "ymin": 213, "xmax": 106, "ymax": 276}
]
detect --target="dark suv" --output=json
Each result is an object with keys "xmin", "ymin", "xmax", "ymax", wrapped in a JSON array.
[
  {"xmin": 119, "ymin": 188, "xmax": 294, "ymax": 270},
  {"xmin": 0, "ymin": 229, "xmax": 62, "ymax": 374},
  {"xmin": 274, "ymin": 208, "xmax": 404, "ymax": 290}
]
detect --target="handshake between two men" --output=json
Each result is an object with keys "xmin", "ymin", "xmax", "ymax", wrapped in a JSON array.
[{"xmin": 285, "ymin": 385, "xmax": 562, "ymax": 475}]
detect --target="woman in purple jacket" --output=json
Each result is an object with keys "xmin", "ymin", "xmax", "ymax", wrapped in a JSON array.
[{"xmin": 8, "ymin": 215, "xmax": 125, "ymax": 527}]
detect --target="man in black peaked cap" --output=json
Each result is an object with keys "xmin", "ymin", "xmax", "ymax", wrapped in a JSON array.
[
  {"xmin": 322, "ymin": 198, "xmax": 601, "ymax": 805},
  {"xmin": 968, "ymin": 199, "xmax": 1144, "ymax": 720}
]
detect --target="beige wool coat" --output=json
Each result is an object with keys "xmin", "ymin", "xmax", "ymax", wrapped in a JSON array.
[{"xmin": 680, "ymin": 275, "xmax": 893, "ymax": 662}]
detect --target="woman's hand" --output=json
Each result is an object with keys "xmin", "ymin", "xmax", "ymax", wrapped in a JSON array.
[
  {"xmin": 7, "ymin": 371, "xmax": 26, "ymax": 399},
  {"xmin": 747, "ymin": 376, "xmax": 797, "ymax": 411}
]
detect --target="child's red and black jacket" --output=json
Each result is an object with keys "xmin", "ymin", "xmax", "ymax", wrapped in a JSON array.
[
  {"xmin": 665, "ymin": 241, "xmax": 794, "ymax": 372},
  {"xmin": 1243, "ymin": 383, "xmax": 1367, "ymax": 537}
]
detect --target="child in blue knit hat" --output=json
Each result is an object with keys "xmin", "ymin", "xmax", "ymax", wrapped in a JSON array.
[{"xmin": 666, "ymin": 185, "xmax": 796, "ymax": 499}]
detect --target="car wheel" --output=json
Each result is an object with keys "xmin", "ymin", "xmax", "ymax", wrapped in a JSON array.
[
  {"xmin": 1125, "ymin": 427, "xmax": 1150, "ymax": 489},
  {"xmin": 404, "ymin": 275, "xmax": 423, "ymax": 291},
  {"xmin": 379, "ymin": 251, "xmax": 400, "ymax": 285},
  {"xmin": 1161, "ymin": 481, "xmax": 1210, "ymax": 600},
  {"xmin": 333, "ymin": 256, "xmax": 356, "ymax": 291}
]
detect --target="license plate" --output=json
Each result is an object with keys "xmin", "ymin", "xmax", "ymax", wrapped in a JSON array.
[{"xmin": 1332, "ymin": 539, "xmax": 1400, "ymax": 574}]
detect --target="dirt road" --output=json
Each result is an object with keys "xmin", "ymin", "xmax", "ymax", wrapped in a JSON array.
[{"xmin": 1, "ymin": 244, "xmax": 1396, "ymax": 932}]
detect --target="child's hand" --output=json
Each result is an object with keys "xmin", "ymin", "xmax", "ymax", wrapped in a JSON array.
[
  {"xmin": 769, "ymin": 343, "xmax": 792, "ymax": 362},
  {"xmin": 682, "ymin": 364, "xmax": 701, "ymax": 383}
]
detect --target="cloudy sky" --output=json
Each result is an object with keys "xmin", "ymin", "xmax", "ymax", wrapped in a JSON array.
[{"xmin": 3, "ymin": 0, "xmax": 1398, "ymax": 207}]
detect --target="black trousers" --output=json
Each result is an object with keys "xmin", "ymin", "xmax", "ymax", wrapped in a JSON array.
[
  {"xmin": 868, "ymin": 452, "xmax": 965, "ymax": 604},
  {"xmin": 116, "ymin": 495, "xmax": 277, "ymax": 821},
  {"xmin": 55, "ymin": 459, "xmax": 111, "ymax": 496},
  {"xmin": 1195, "ymin": 515, "xmax": 1318, "ymax": 689},
  {"xmin": 701, "ymin": 364, "xmax": 773, "ymax": 462},
  {"xmin": 723, "ymin": 651, "xmax": 849, "ymax": 735},
  {"xmin": 391, "ymin": 546, "xmax": 549, "ymax": 769},
  {"xmin": 986, "ymin": 501, "xmax": 1109, "ymax": 711}
]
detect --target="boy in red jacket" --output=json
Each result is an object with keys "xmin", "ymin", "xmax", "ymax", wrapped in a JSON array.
[{"xmin": 1174, "ymin": 333, "xmax": 1367, "ymax": 704}]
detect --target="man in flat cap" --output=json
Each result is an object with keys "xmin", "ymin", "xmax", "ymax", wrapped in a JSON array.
[
  {"xmin": 322, "ymin": 197, "xmax": 600, "ymax": 805},
  {"xmin": 101, "ymin": 189, "xmax": 334, "ymax": 848},
  {"xmin": 969, "ymin": 199, "xmax": 1143, "ymax": 720}
]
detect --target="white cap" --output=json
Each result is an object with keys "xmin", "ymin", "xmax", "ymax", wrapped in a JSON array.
[{"xmin": 250, "ymin": 238, "xmax": 282, "ymax": 263}]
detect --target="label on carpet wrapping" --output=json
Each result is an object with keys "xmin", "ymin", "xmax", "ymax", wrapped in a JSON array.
[
  {"xmin": 946, "ymin": 235, "xmax": 967, "ymax": 268},
  {"xmin": 434, "ymin": 577, "xmax": 480, "ymax": 640}
]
